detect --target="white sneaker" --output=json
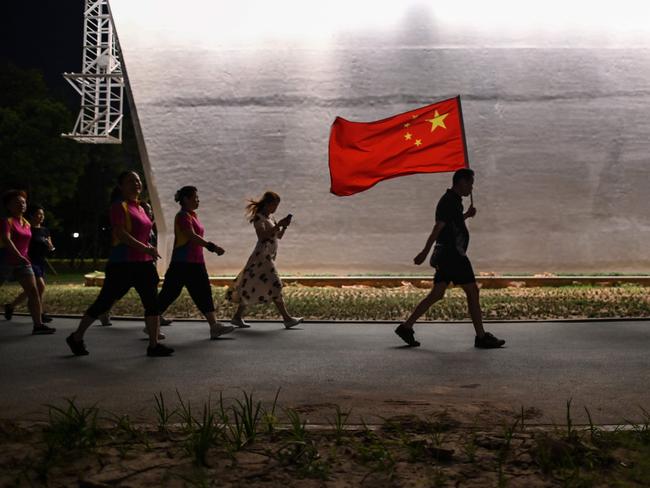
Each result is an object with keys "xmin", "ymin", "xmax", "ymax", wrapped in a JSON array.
[
  {"xmin": 210, "ymin": 323, "xmax": 235, "ymax": 339},
  {"xmin": 283, "ymin": 317, "xmax": 303, "ymax": 329},
  {"xmin": 231, "ymin": 317, "xmax": 251, "ymax": 328},
  {"xmin": 142, "ymin": 327, "xmax": 166, "ymax": 340}
]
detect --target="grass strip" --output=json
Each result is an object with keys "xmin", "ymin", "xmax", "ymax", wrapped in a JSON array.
[{"xmin": 1, "ymin": 284, "xmax": 649, "ymax": 321}]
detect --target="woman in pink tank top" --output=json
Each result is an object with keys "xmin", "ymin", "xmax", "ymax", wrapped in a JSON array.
[
  {"xmin": 65, "ymin": 171, "xmax": 174, "ymax": 358},
  {"xmin": 0, "ymin": 190, "xmax": 54, "ymax": 334}
]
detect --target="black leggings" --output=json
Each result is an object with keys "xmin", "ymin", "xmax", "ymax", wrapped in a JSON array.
[
  {"xmin": 158, "ymin": 262, "xmax": 215, "ymax": 315},
  {"xmin": 86, "ymin": 262, "xmax": 160, "ymax": 318}
]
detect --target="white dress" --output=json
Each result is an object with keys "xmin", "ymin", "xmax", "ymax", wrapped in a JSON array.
[{"xmin": 226, "ymin": 213, "xmax": 283, "ymax": 305}]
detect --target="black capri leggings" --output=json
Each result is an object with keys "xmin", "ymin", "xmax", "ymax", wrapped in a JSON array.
[
  {"xmin": 86, "ymin": 262, "xmax": 160, "ymax": 318},
  {"xmin": 158, "ymin": 262, "xmax": 215, "ymax": 315}
]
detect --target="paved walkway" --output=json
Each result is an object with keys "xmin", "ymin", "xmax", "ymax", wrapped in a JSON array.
[{"xmin": 1, "ymin": 317, "xmax": 649, "ymax": 424}]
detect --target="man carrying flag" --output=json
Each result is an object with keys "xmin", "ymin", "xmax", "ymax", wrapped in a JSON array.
[
  {"xmin": 328, "ymin": 96, "xmax": 505, "ymax": 349},
  {"xmin": 395, "ymin": 168, "xmax": 505, "ymax": 349}
]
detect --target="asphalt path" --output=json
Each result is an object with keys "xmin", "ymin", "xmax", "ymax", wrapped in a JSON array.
[{"xmin": 1, "ymin": 317, "xmax": 649, "ymax": 425}]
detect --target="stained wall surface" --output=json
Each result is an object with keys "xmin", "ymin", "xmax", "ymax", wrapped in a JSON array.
[{"xmin": 109, "ymin": 1, "xmax": 650, "ymax": 274}]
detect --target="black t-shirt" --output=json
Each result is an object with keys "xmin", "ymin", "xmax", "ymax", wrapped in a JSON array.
[
  {"xmin": 434, "ymin": 189, "xmax": 469, "ymax": 256},
  {"xmin": 29, "ymin": 227, "xmax": 51, "ymax": 265}
]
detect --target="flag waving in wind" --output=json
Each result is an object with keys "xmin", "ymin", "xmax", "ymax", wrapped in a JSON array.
[{"xmin": 328, "ymin": 96, "xmax": 469, "ymax": 196}]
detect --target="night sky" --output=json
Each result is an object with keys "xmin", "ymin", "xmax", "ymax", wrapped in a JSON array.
[{"xmin": 2, "ymin": 1, "xmax": 87, "ymax": 104}]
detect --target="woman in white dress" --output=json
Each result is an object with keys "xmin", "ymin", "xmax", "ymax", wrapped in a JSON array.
[{"xmin": 227, "ymin": 191, "xmax": 302, "ymax": 329}]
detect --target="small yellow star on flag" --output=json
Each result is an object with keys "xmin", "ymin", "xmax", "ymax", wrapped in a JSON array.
[
  {"xmin": 426, "ymin": 110, "xmax": 449, "ymax": 132},
  {"xmin": 403, "ymin": 122, "xmax": 411, "ymax": 128},
  {"xmin": 414, "ymin": 139, "xmax": 422, "ymax": 147},
  {"xmin": 404, "ymin": 132, "xmax": 412, "ymax": 140}
]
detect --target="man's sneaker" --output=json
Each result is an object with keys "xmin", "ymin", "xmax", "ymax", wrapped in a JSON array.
[
  {"xmin": 4, "ymin": 304, "xmax": 14, "ymax": 321},
  {"xmin": 41, "ymin": 313, "xmax": 53, "ymax": 323},
  {"xmin": 142, "ymin": 327, "xmax": 166, "ymax": 340},
  {"xmin": 160, "ymin": 316, "xmax": 173, "ymax": 326},
  {"xmin": 231, "ymin": 317, "xmax": 251, "ymax": 328},
  {"xmin": 474, "ymin": 332, "xmax": 506, "ymax": 349},
  {"xmin": 394, "ymin": 324, "xmax": 421, "ymax": 347},
  {"xmin": 32, "ymin": 324, "xmax": 56, "ymax": 335},
  {"xmin": 147, "ymin": 343, "xmax": 174, "ymax": 357},
  {"xmin": 283, "ymin": 317, "xmax": 303, "ymax": 329},
  {"xmin": 66, "ymin": 333, "xmax": 89, "ymax": 356},
  {"xmin": 210, "ymin": 323, "xmax": 235, "ymax": 339}
]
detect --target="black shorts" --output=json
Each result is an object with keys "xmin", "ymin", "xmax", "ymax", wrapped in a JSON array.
[
  {"xmin": 86, "ymin": 262, "xmax": 160, "ymax": 318},
  {"xmin": 433, "ymin": 254, "xmax": 476, "ymax": 285},
  {"xmin": 158, "ymin": 262, "xmax": 215, "ymax": 314},
  {"xmin": 31, "ymin": 262, "xmax": 46, "ymax": 278}
]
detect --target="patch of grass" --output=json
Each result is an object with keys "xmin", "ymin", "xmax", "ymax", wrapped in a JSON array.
[
  {"xmin": 175, "ymin": 390, "xmax": 194, "ymax": 434},
  {"xmin": 2, "ymin": 283, "xmax": 649, "ymax": 320},
  {"xmin": 108, "ymin": 413, "xmax": 150, "ymax": 449},
  {"xmin": 285, "ymin": 408, "xmax": 307, "ymax": 443},
  {"xmin": 232, "ymin": 390, "xmax": 262, "ymax": 445},
  {"xmin": 43, "ymin": 398, "xmax": 99, "ymax": 452},
  {"xmin": 184, "ymin": 402, "xmax": 222, "ymax": 467},
  {"xmin": 532, "ymin": 401, "xmax": 617, "ymax": 485},
  {"xmin": 154, "ymin": 391, "xmax": 176, "ymax": 434},
  {"xmin": 355, "ymin": 434, "xmax": 395, "ymax": 480},
  {"xmin": 276, "ymin": 408, "xmax": 329, "ymax": 479},
  {"xmin": 327, "ymin": 405, "xmax": 351, "ymax": 444},
  {"xmin": 261, "ymin": 387, "xmax": 281, "ymax": 437}
]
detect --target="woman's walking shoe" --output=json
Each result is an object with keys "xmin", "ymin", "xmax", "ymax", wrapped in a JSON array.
[
  {"xmin": 160, "ymin": 316, "xmax": 173, "ymax": 326},
  {"xmin": 394, "ymin": 324, "xmax": 421, "ymax": 347},
  {"xmin": 210, "ymin": 323, "xmax": 235, "ymax": 339},
  {"xmin": 41, "ymin": 313, "xmax": 53, "ymax": 323},
  {"xmin": 66, "ymin": 333, "xmax": 89, "ymax": 356},
  {"xmin": 4, "ymin": 304, "xmax": 14, "ymax": 320},
  {"xmin": 283, "ymin": 317, "xmax": 304, "ymax": 329},
  {"xmin": 231, "ymin": 317, "xmax": 251, "ymax": 328},
  {"xmin": 32, "ymin": 324, "xmax": 56, "ymax": 335},
  {"xmin": 147, "ymin": 343, "xmax": 174, "ymax": 357},
  {"xmin": 474, "ymin": 332, "xmax": 506, "ymax": 349}
]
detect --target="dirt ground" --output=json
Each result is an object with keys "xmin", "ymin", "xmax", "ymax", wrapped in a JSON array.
[{"xmin": 1, "ymin": 400, "xmax": 648, "ymax": 488}]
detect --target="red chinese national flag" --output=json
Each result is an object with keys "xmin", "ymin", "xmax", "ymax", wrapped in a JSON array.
[{"xmin": 328, "ymin": 96, "xmax": 469, "ymax": 196}]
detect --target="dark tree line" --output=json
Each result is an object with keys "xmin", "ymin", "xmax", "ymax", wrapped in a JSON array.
[{"xmin": 0, "ymin": 62, "xmax": 144, "ymax": 264}]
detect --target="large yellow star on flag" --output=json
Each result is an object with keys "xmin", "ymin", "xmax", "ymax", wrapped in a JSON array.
[{"xmin": 425, "ymin": 110, "xmax": 449, "ymax": 132}]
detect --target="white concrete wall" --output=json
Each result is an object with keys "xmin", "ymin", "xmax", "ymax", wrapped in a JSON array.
[{"xmin": 109, "ymin": 0, "xmax": 650, "ymax": 274}]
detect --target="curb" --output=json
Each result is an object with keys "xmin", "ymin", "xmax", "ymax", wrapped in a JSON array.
[{"xmin": 83, "ymin": 274, "xmax": 650, "ymax": 288}]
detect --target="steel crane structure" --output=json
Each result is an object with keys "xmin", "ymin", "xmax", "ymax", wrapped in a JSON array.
[{"xmin": 62, "ymin": 0, "xmax": 124, "ymax": 143}]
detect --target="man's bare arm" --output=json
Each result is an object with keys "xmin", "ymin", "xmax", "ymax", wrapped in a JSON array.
[{"xmin": 413, "ymin": 221, "xmax": 446, "ymax": 265}]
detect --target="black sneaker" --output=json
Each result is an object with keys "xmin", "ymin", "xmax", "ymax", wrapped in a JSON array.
[
  {"xmin": 32, "ymin": 324, "xmax": 56, "ymax": 335},
  {"xmin": 147, "ymin": 343, "xmax": 174, "ymax": 357},
  {"xmin": 474, "ymin": 332, "xmax": 506, "ymax": 349},
  {"xmin": 395, "ymin": 324, "xmax": 421, "ymax": 347},
  {"xmin": 41, "ymin": 313, "xmax": 53, "ymax": 323},
  {"xmin": 66, "ymin": 333, "xmax": 89, "ymax": 355},
  {"xmin": 160, "ymin": 316, "xmax": 173, "ymax": 326},
  {"xmin": 98, "ymin": 314, "xmax": 112, "ymax": 326},
  {"xmin": 4, "ymin": 304, "xmax": 14, "ymax": 321}
]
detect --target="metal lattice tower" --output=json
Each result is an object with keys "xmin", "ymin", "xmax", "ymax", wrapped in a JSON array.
[{"xmin": 62, "ymin": 0, "xmax": 124, "ymax": 144}]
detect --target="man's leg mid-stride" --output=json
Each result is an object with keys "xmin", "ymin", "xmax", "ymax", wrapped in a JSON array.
[
  {"xmin": 460, "ymin": 282, "xmax": 505, "ymax": 349},
  {"xmin": 395, "ymin": 282, "xmax": 448, "ymax": 347}
]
